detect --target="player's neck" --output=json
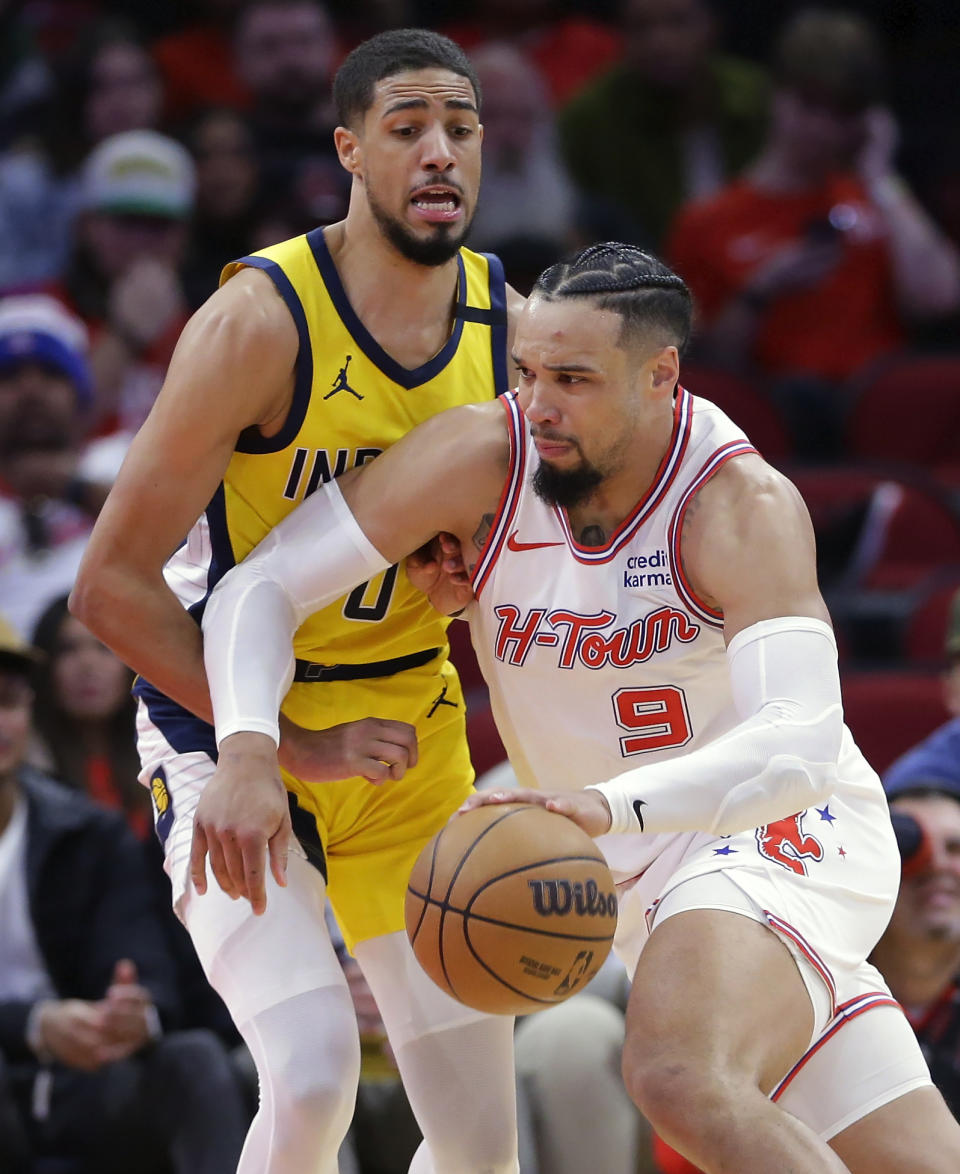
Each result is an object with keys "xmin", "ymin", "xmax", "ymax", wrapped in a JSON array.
[
  {"xmin": 324, "ymin": 218, "xmax": 462, "ymax": 369},
  {"xmin": 565, "ymin": 422, "xmax": 675, "ymax": 547},
  {"xmin": 326, "ymin": 216, "xmax": 460, "ymax": 313}
]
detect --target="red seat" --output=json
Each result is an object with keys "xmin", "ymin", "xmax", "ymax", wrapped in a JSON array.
[
  {"xmin": 465, "ymin": 699, "xmax": 507, "ymax": 778},
  {"xmin": 847, "ymin": 355, "xmax": 960, "ymax": 466},
  {"xmin": 681, "ymin": 363, "xmax": 791, "ymax": 462},
  {"xmin": 789, "ymin": 467, "xmax": 960, "ymax": 590},
  {"xmin": 840, "ymin": 670, "xmax": 950, "ymax": 775},
  {"xmin": 903, "ymin": 578, "xmax": 960, "ymax": 663}
]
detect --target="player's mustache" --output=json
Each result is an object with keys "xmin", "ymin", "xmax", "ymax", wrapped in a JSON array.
[{"xmin": 531, "ymin": 427, "xmax": 580, "ymax": 448}]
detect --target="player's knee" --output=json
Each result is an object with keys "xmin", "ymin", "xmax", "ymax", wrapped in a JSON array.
[{"xmin": 623, "ymin": 1052, "xmax": 725, "ymax": 1138}]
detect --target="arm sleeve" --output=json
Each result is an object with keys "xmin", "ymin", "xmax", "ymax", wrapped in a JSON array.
[
  {"xmin": 202, "ymin": 478, "xmax": 390, "ymax": 747},
  {"xmin": 587, "ymin": 617, "xmax": 844, "ymax": 836}
]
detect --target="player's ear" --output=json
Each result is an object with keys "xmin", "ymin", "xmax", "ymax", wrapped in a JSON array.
[
  {"xmin": 650, "ymin": 346, "xmax": 680, "ymax": 395},
  {"xmin": 334, "ymin": 126, "xmax": 362, "ymax": 175}
]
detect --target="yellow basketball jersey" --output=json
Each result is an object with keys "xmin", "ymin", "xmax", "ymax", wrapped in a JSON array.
[{"xmin": 213, "ymin": 227, "xmax": 508, "ymax": 665}]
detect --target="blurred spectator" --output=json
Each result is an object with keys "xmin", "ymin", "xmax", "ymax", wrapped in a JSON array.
[
  {"xmin": 29, "ymin": 594, "xmax": 149, "ymax": 840},
  {"xmin": 667, "ymin": 8, "xmax": 960, "ymax": 457},
  {"xmin": 152, "ymin": 0, "xmax": 251, "ymax": 126},
  {"xmin": 441, "ymin": 0, "xmax": 621, "ymax": 108},
  {"xmin": 181, "ymin": 108, "xmax": 263, "ymax": 309},
  {"xmin": 0, "ymin": 295, "xmax": 114, "ymax": 638},
  {"xmin": 558, "ymin": 0, "xmax": 769, "ymax": 248},
  {"xmin": 467, "ymin": 44, "xmax": 580, "ymax": 260},
  {"xmin": 233, "ymin": 0, "xmax": 349, "ymax": 229},
  {"xmin": 0, "ymin": 3, "xmax": 54, "ymax": 150},
  {"xmin": 57, "ymin": 129, "xmax": 195, "ymax": 439},
  {"xmin": 0, "ymin": 613, "xmax": 249, "ymax": 1172},
  {"xmin": 872, "ymin": 784, "xmax": 960, "ymax": 1119},
  {"xmin": 884, "ymin": 587, "xmax": 960, "ymax": 800},
  {"xmin": 0, "ymin": 19, "xmax": 165, "ymax": 295}
]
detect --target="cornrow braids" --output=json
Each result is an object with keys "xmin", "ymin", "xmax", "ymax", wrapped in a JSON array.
[{"xmin": 535, "ymin": 242, "xmax": 693, "ymax": 355}]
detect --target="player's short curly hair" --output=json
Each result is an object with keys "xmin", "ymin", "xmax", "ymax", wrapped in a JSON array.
[
  {"xmin": 333, "ymin": 29, "xmax": 481, "ymax": 128},
  {"xmin": 533, "ymin": 243, "xmax": 693, "ymax": 356}
]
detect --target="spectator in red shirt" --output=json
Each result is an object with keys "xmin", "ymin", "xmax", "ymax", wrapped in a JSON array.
[{"xmin": 667, "ymin": 8, "xmax": 960, "ymax": 458}]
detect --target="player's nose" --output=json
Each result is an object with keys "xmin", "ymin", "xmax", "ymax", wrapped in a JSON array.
[{"xmin": 419, "ymin": 122, "xmax": 456, "ymax": 171}]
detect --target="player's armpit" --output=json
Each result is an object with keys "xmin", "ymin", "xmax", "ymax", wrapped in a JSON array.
[{"xmin": 679, "ymin": 454, "xmax": 831, "ymax": 644}]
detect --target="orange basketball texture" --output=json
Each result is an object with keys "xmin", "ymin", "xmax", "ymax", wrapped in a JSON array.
[{"xmin": 405, "ymin": 803, "xmax": 618, "ymax": 1015}]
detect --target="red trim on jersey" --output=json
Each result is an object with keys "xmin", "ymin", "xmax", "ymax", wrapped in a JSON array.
[
  {"xmin": 771, "ymin": 992, "xmax": 903, "ymax": 1102},
  {"xmin": 763, "ymin": 910, "xmax": 838, "ymax": 1014},
  {"xmin": 552, "ymin": 385, "xmax": 695, "ymax": 564},
  {"xmin": 667, "ymin": 440, "xmax": 758, "ymax": 625},
  {"xmin": 472, "ymin": 392, "xmax": 527, "ymax": 600}
]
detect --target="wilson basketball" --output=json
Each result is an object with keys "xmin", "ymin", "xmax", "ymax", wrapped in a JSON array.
[{"xmin": 405, "ymin": 802, "xmax": 618, "ymax": 1015}]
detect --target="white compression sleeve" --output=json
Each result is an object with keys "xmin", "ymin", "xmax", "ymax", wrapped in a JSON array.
[
  {"xmin": 588, "ymin": 617, "xmax": 844, "ymax": 837},
  {"xmin": 202, "ymin": 478, "xmax": 389, "ymax": 747}
]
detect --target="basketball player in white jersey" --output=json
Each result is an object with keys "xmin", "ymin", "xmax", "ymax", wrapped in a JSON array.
[{"xmin": 196, "ymin": 243, "xmax": 960, "ymax": 1173}]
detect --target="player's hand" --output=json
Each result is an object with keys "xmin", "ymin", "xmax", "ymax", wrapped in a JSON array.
[
  {"xmin": 406, "ymin": 532, "xmax": 474, "ymax": 616},
  {"xmin": 280, "ymin": 715, "xmax": 418, "ymax": 784},
  {"xmin": 190, "ymin": 732, "xmax": 292, "ymax": 915},
  {"xmin": 458, "ymin": 787, "xmax": 613, "ymax": 838}
]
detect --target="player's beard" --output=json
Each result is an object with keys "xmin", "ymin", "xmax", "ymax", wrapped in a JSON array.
[
  {"xmin": 533, "ymin": 456, "xmax": 604, "ymax": 509},
  {"xmin": 366, "ymin": 182, "xmax": 472, "ymax": 267}
]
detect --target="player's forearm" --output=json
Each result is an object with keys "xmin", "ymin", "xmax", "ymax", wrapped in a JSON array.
[
  {"xmin": 202, "ymin": 479, "xmax": 389, "ymax": 747},
  {"xmin": 70, "ymin": 563, "xmax": 214, "ymax": 723},
  {"xmin": 588, "ymin": 617, "xmax": 844, "ymax": 837}
]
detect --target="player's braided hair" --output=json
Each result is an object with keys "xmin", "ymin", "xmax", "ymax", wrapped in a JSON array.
[{"xmin": 534, "ymin": 243, "xmax": 693, "ymax": 355}]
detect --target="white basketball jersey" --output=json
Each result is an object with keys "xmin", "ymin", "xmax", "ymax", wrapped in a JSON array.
[{"xmin": 468, "ymin": 386, "xmax": 757, "ymax": 877}]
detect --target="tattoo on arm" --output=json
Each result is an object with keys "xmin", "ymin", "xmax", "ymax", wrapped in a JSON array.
[
  {"xmin": 579, "ymin": 524, "xmax": 607, "ymax": 547},
  {"xmin": 467, "ymin": 513, "xmax": 495, "ymax": 575}
]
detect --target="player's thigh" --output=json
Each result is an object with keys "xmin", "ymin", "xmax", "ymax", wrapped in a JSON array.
[
  {"xmin": 626, "ymin": 905, "xmax": 814, "ymax": 1092},
  {"xmin": 831, "ymin": 1086, "xmax": 960, "ymax": 1174},
  {"xmin": 183, "ymin": 851, "xmax": 345, "ymax": 1026}
]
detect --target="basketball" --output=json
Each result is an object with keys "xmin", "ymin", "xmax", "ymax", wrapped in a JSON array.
[{"xmin": 405, "ymin": 802, "xmax": 618, "ymax": 1016}]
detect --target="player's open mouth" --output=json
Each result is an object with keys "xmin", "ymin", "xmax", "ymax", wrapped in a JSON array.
[{"xmin": 410, "ymin": 187, "xmax": 462, "ymax": 223}]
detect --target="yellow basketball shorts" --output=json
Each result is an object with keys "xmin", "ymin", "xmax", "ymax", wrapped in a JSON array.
[{"xmin": 280, "ymin": 655, "xmax": 475, "ymax": 952}]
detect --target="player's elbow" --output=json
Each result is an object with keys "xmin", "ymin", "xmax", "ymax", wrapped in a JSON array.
[
  {"xmin": 712, "ymin": 756, "xmax": 839, "ymax": 837},
  {"xmin": 70, "ymin": 552, "xmax": 133, "ymax": 641}
]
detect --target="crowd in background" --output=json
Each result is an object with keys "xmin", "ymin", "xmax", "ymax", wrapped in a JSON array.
[{"xmin": 2, "ymin": 1, "xmax": 960, "ymax": 1172}]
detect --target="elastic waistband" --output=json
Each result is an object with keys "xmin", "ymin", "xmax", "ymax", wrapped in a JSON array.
[{"xmin": 293, "ymin": 647, "xmax": 441, "ymax": 683}]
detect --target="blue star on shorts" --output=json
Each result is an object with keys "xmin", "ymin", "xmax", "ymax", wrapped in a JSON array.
[
  {"xmin": 713, "ymin": 845, "xmax": 737, "ymax": 856},
  {"xmin": 816, "ymin": 804, "xmax": 837, "ymax": 824}
]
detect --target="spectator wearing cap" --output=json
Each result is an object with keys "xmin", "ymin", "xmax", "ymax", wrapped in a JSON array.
[
  {"xmin": 884, "ymin": 588, "xmax": 960, "ymax": 801},
  {"xmin": 0, "ymin": 294, "xmax": 117, "ymax": 638},
  {"xmin": 0, "ymin": 611, "xmax": 251, "ymax": 1173},
  {"xmin": 0, "ymin": 19, "xmax": 166, "ymax": 296},
  {"xmin": 53, "ymin": 128, "xmax": 195, "ymax": 438},
  {"xmin": 666, "ymin": 7, "xmax": 960, "ymax": 459},
  {"xmin": 869, "ymin": 587, "xmax": 960, "ymax": 1119}
]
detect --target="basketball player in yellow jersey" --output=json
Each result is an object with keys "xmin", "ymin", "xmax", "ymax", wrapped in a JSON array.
[{"xmin": 72, "ymin": 29, "xmax": 525, "ymax": 1174}]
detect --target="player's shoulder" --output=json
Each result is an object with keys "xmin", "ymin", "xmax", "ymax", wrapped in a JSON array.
[
  {"xmin": 702, "ymin": 451, "xmax": 805, "ymax": 517},
  {"xmin": 184, "ymin": 266, "xmax": 297, "ymax": 359}
]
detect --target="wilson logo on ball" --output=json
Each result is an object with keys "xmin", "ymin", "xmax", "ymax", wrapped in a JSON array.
[{"xmin": 527, "ymin": 878, "xmax": 617, "ymax": 918}]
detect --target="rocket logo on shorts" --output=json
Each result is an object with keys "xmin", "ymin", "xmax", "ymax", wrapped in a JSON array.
[
  {"xmin": 755, "ymin": 812, "xmax": 824, "ymax": 876},
  {"xmin": 150, "ymin": 767, "xmax": 174, "ymax": 847}
]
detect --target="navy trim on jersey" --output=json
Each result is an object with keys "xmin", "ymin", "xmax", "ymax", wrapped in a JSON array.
[
  {"xmin": 306, "ymin": 226, "xmax": 468, "ymax": 390},
  {"xmin": 232, "ymin": 256, "xmax": 313, "ymax": 454},
  {"xmin": 134, "ymin": 679, "xmax": 218, "ymax": 761},
  {"xmin": 481, "ymin": 251, "xmax": 509, "ymax": 395},
  {"xmin": 187, "ymin": 483, "xmax": 236, "ymax": 625}
]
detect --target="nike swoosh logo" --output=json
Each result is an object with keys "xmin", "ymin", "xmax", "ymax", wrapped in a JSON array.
[{"xmin": 506, "ymin": 531, "xmax": 565, "ymax": 552}]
